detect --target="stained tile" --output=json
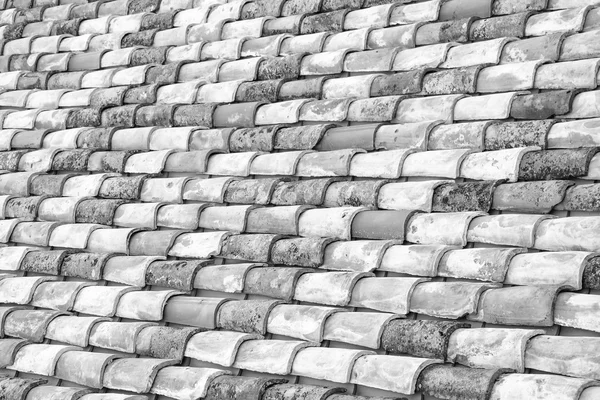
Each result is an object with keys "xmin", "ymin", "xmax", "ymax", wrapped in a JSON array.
[
  {"xmin": 489, "ymin": 373, "xmax": 592, "ymax": 400},
  {"xmin": 493, "ymin": 180, "xmax": 573, "ymax": 213},
  {"xmin": 470, "ymin": 286, "xmax": 558, "ymax": 326},
  {"xmin": 417, "ymin": 365, "xmax": 505, "ymax": 400},
  {"xmin": 263, "ymin": 384, "xmax": 344, "ymax": 400},
  {"xmin": 525, "ymin": 7, "xmax": 589, "ymax": 36},
  {"xmin": 293, "ymin": 347, "xmax": 374, "ymax": 384},
  {"xmin": 412, "ymin": 281, "xmax": 498, "ymax": 319}
]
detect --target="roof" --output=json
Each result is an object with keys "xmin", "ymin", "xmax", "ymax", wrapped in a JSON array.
[{"xmin": 0, "ymin": 0, "xmax": 600, "ymax": 399}]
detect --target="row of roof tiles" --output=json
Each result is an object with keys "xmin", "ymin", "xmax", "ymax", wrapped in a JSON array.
[
  {"xmin": 4, "ymin": 371, "xmax": 598, "ymax": 400},
  {"xmin": 0, "ymin": 94, "xmax": 594, "ymax": 138},
  {"xmin": 1, "ymin": 312, "xmax": 599, "ymax": 391},
  {"xmin": 1, "ymin": 302, "xmax": 597, "ymax": 380},
  {"xmin": 2, "ymin": 177, "xmax": 600, "ymax": 218},
  {"xmin": 0, "ymin": 210, "xmax": 599, "ymax": 262},
  {"xmin": 3, "ymin": 26, "xmax": 600, "ymax": 80},
  {"xmin": 0, "ymin": 147, "xmax": 598, "ymax": 185},
  {"xmin": 0, "ymin": 374, "xmax": 410, "ymax": 400},
  {"xmin": 0, "ymin": 67, "xmax": 598, "ymax": 112},
  {"xmin": 1, "ymin": 234, "xmax": 599, "ymax": 288},
  {"xmin": 0, "ymin": 260, "xmax": 600, "ymax": 330},
  {"xmin": 0, "ymin": 121, "xmax": 563, "ymax": 153},
  {"xmin": 0, "ymin": 118, "xmax": 597, "ymax": 156},
  {"xmin": 4, "ymin": 340, "xmax": 596, "ymax": 400},
  {"xmin": 2, "ymin": 278, "xmax": 600, "ymax": 372},
  {"xmin": 1, "ymin": 0, "xmax": 599, "ymax": 47},
  {"xmin": 1, "ymin": 0, "xmax": 596, "ymax": 18}
]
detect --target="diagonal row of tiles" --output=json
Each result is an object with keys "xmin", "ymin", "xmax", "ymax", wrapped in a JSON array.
[
  {"xmin": 1, "ymin": 260, "xmax": 599, "ymax": 331},
  {"xmin": 1, "ymin": 294, "xmax": 600, "ymax": 398},
  {"xmin": 0, "ymin": 0, "xmax": 599, "ymax": 62}
]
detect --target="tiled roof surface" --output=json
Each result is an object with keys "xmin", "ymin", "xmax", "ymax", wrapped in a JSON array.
[{"xmin": 1, "ymin": 0, "xmax": 600, "ymax": 399}]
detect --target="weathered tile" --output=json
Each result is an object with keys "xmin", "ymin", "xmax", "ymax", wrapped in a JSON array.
[
  {"xmin": 421, "ymin": 67, "xmax": 479, "ymax": 96},
  {"xmin": 534, "ymin": 217, "xmax": 600, "ymax": 252},
  {"xmin": 493, "ymin": 180, "xmax": 573, "ymax": 213},
  {"xmin": 518, "ymin": 149, "xmax": 596, "ymax": 181},
  {"xmin": 3, "ymin": 309, "xmax": 64, "ymax": 342},
  {"xmin": 298, "ymin": 206, "xmax": 365, "ymax": 240},
  {"xmin": 344, "ymin": 47, "xmax": 398, "ymax": 72},
  {"xmin": 525, "ymin": 335, "xmax": 600, "ymax": 381},
  {"xmin": 87, "ymin": 227, "xmax": 138, "ymax": 254},
  {"xmin": 294, "ymin": 271, "xmax": 371, "ymax": 306},
  {"xmin": 320, "ymin": 240, "xmax": 389, "ymax": 272},
  {"xmin": 455, "ymin": 92, "xmax": 519, "ymax": 121},
  {"xmin": 299, "ymin": 98, "xmax": 352, "ymax": 122},
  {"xmin": 489, "ymin": 373, "xmax": 592, "ymax": 400},
  {"xmin": 412, "ymin": 281, "xmax": 498, "ymax": 319},
  {"xmin": 382, "ymin": 319, "xmax": 468, "ymax": 359},
  {"xmin": 136, "ymin": 326, "xmax": 198, "ymax": 361},
  {"xmin": 467, "ymin": 214, "xmax": 552, "ymax": 247},
  {"xmin": 416, "ymin": 364, "xmax": 505, "ymax": 400},
  {"xmin": 262, "ymin": 384, "xmax": 345, "ymax": 400},
  {"xmin": 461, "ymin": 148, "xmax": 537, "ymax": 182},
  {"xmin": 300, "ymin": 49, "xmax": 348, "ymax": 75},
  {"xmin": 151, "ymin": 366, "xmax": 229, "ymax": 400},
  {"xmin": 183, "ymin": 177, "xmax": 237, "ymax": 203},
  {"xmin": 224, "ymin": 178, "xmax": 280, "ymax": 204},
  {"xmin": 235, "ymin": 340, "xmax": 316, "ymax": 375},
  {"xmin": 279, "ymin": 77, "xmax": 326, "ymax": 101},
  {"xmin": 99, "ymin": 175, "xmax": 146, "ymax": 200},
  {"xmin": 250, "ymin": 151, "xmax": 308, "ymax": 176},
  {"xmin": 242, "ymin": 35, "xmax": 288, "ymax": 58},
  {"xmin": 115, "ymin": 290, "xmax": 178, "ymax": 321},
  {"xmin": 428, "ymin": 121, "xmax": 487, "ymax": 151},
  {"xmin": 370, "ymin": 70, "xmax": 423, "ymax": 97},
  {"xmin": 245, "ymin": 267, "xmax": 310, "ymax": 301},
  {"xmin": 323, "ymin": 311, "xmax": 396, "ymax": 349},
  {"xmin": 185, "ymin": 330, "xmax": 258, "ymax": 367},
  {"xmin": 219, "ymin": 233, "xmax": 280, "ymax": 262},
  {"xmin": 394, "ymin": 94, "xmax": 463, "ymax": 124},
  {"xmin": 205, "ymin": 376, "xmax": 286, "ymax": 400},
  {"xmin": 416, "ymin": 17, "xmax": 474, "ymax": 45},
  {"xmin": 31, "ymin": 281, "xmax": 92, "ymax": 311},
  {"xmin": 448, "ymin": 328, "xmax": 542, "ymax": 372},
  {"xmin": 485, "ymin": 120, "xmax": 552, "ymax": 150},
  {"xmin": 512, "ymin": 90, "xmax": 575, "ymax": 120},
  {"xmin": 351, "ymin": 354, "xmax": 440, "ymax": 395},
  {"xmin": 163, "ymin": 296, "xmax": 228, "ymax": 329},
  {"xmin": 9, "ymin": 343, "xmax": 79, "ymax": 376},
  {"xmin": 0, "ymin": 338, "xmax": 29, "ymax": 368},
  {"xmin": 406, "ymin": 212, "xmax": 483, "ymax": 247},
  {"xmin": 293, "ymin": 347, "xmax": 374, "ymax": 384},
  {"xmin": 438, "ymin": 181, "xmax": 497, "ymax": 213},
  {"xmin": 351, "ymin": 276, "xmax": 425, "ymax": 314},
  {"xmin": 470, "ymin": 12, "xmax": 529, "ymax": 40},
  {"xmin": 0, "ymin": 378, "xmax": 47, "ymax": 400},
  {"xmin": 439, "ymin": 247, "xmax": 524, "ymax": 283},
  {"xmin": 352, "ymin": 210, "xmax": 415, "ymax": 240},
  {"xmin": 194, "ymin": 263, "xmax": 258, "ymax": 293},
  {"xmin": 46, "ymin": 315, "xmax": 108, "ymax": 347},
  {"xmin": 507, "ymin": 251, "xmax": 592, "ymax": 290},
  {"xmin": 470, "ymin": 286, "xmax": 558, "ymax": 326},
  {"xmin": 349, "ymin": 149, "xmax": 411, "ymax": 179},
  {"xmin": 501, "ymin": 33, "xmax": 564, "ymax": 64},
  {"xmin": 55, "ymin": 351, "xmax": 117, "ymax": 389},
  {"xmin": 60, "ymin": 252, "xmax": 112, "ymax": 281},
  {"xmin": 217, "ymin": 299, "xmax": 281, "ymax": 335},
  {"xmin": 270, "ymin": 237, "xmax": 334, "ymax": 267},
  {"xmin": 368, "ymin": 23, "xmax": 418, "ymax": 50},
  {"xmin": 324, "ymin": 180, "xmax": 386, "ymax": 209},
  {"xmin": 526, "ymin": 7, "xmax": 589, "ymax": 37},
  {"xmin": 103, "ymin": 358, "xmax": 177, "ymax": 393},
  {"xmin": 296, "ymin": 149, "xmax": 361, "ymax": 177}
]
